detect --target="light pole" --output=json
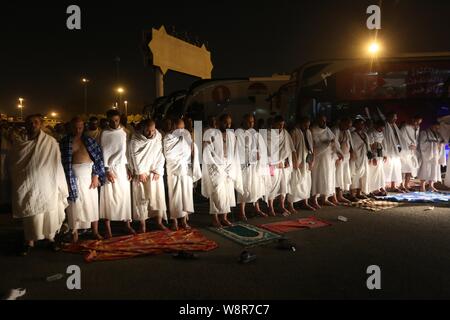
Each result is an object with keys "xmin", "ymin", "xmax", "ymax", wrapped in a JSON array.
[
  {"xmin": 124, "ymin": 100, "xmax": 128, "ymax": 116},
  {"xmin": 116, "ymin": 87, "xmax": 124, "ymax": 111},
  {"xmin": 18, "ymin": 98, "xmax": 24, "ymax": 121},
  {"xmin": 81, "ymin": 78, "xmax": 90, "ymax": 115}
]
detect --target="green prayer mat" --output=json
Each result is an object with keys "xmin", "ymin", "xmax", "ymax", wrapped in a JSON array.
[{"xmin": 209, "ymin": 222, "xmax": 282, "ymax": 247}]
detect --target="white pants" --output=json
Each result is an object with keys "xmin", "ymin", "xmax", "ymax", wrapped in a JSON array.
[{"xmin": 384, "ymin": 156, "xmax": 402, "ymax": 185}]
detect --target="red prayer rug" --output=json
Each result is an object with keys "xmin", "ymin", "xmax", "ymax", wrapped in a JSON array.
[
  {"xmin": 259, "ymin": 216, "xmax": 332, "ymax": 234},
  {"xmin": 63, "ymin": 229, "xmax": 218, "ymax": 262}
]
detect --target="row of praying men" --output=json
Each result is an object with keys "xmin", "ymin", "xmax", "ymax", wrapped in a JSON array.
[{"xmin": 4, "ymin": 109, "xmax": 450, "ymax": 254}]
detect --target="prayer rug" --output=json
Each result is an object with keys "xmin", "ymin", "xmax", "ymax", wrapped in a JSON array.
[
  {"xmin": 63, "ymin": 229, "xmax": 218, "ymax": 262},
  {"xmin": 209, "ymin": 223, "xmax": 281, "ymax": 247},
  {"xmin": 346, "ymin": 199, "xmax": 401, "ymax": 211},
  {"xmin": 259, "ymin": 216, "xmax": 332, "ymax": 234},
  {"xmin": 378, "ymin": 192, "xmax": 450, "ymax": 204}
]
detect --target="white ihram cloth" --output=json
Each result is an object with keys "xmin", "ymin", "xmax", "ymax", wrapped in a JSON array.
[
  {"xmin": 311, "ymin": 126, "xmax": 336, "ymax": 196},
  {"xmin": 67, "ymin": 163, "xmax": 99, "ymax": 230},
  {"xmin": 201, "ymin": 129, "xmax": 243, "ymax": 215},
  {"xmin": 333, "ymin": 127, "xmax": 353, "ymax": 191},
  {"xmin": 164, "ymin": 129, "xmax": 201, "ymax": 219},
  {"xmin": 350, "ymin": 131, "xmax": 370, "ymax": 193},
  {"xmin": 438, "ymin": 116, "xmax": 450, "ymax": 187},
  {"xmin": 129, "ymin": 131, "xmax": 167, "ymax": 222},
  {"xmin": 400, "ymin": 125, "xmax": 420, "ymax": 176},
  {"xmin": 367, "ymin": 130, "xmax": 386, "ymax": 192},
  {"xmin": 235, "ymin": 128, "xmax": 270, "ymax": 204},
  {"xmin": 417, "ymin": 129, "xmax": 445, "ymax": 183},
  {"xmin": 10, "ymin": 131, "xmax": 68, "ymax": 241},
  {"xmin": 384, "ymin": 122, "xmax": 406, "ymax": 184},
  {"xmin": 0, "ymin": 129, "xmax": 11, "ymax": 206},
  {"xmin": 100, "ymin": 127, "xmax": 131, "ymax": 221},
  {"xmin": 288, "ymin": 128, "xmax": 313, "ymax": 203},
  {"xmin": 265, "ymin": 129, "xmax": 294, "ymax": 201}
]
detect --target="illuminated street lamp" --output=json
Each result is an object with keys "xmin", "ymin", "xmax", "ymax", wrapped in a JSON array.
[
  {"xmin": 116, "ymin": 87, "xmax": 125, "ymax": 110},
  {"xmin": 51, "ymin": 112, "xmax": 57, "ymax": 118},
  {"xmin": 18, "ymin": 98, "xmax": 24, "ymax": 120},
  {"xmin": 124, "ymin": 100, "xmax": 128, "ymax": 116},
  {"xmin": 81, "ymin": 78, "xmax": 90, "ymax": 115},
  {"xmin": 368, "ymin": 41, "xmax": 381, "ymax": 56}
]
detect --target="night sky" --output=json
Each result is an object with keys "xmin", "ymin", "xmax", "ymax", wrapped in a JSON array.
[{"xmin": 1, "ymin": 0, "xmax": 449, "ymax": 119}]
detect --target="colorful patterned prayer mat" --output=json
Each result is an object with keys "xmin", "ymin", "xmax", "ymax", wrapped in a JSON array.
[
  {"xmin": 209, "ymin": 223, "xmax": 281, "ymax": 247},
  {"xmin": 259, "ymin": 216, "xmax": 332, "ymax": 234},
  {"xmin": 347, "ymin": 199, "xmax": 401, "ymax": 212},
  {"xmin": 63, "ymin": 229, "xmax": 218, "ymax": 262}
]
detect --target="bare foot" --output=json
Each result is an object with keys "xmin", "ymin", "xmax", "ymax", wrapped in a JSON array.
[
  {"xmin": 171, "ymin": 222, "xmax": 179, "ymax": 231},
  {"xmin": 268, "ymin": 210, "xmax": 277, "ymax": 217},
  {"xmin": 311, "ymin": 201, "xmax": 321, "ymax": 210},
  {"xmin": 337, "ymin": 197, "xmax": 351, "ymax": 204},
  {"xmin": 221, "ymin": 219, "xmax": 233, "ymax": 227},
  {"xmin": 125, "ymin": 226, "xmax": 137, "ymax": 235},
  {"xmin": 331, "ymin": 199, "xmax": 341, "ymax": 206},
  {"xmin": 288, "ymin": 207, "xmax": 298, "ymax": 215},
  {"xmin": 212, "ymin": 220, "xmax": 223, "ymax": 229},
  {"xmin": 255, "ymin": 210, "xmax": 268, "ymax": 218},
  {"xmin": 157, "ymin": 223, "xmax": 169, "ymax": 231},
  {"xmin": 303, "ymin": 203, "xmax": 316, "ymax": 211},
  {"xmin": 105, "ymin": 232, "xmax": 113, "ymax": 239},
  {"xmin": 430, "ymin": 187, "xmax": 438, "ymax": 192},
  {"xmin": 323, "ymin": 200, "xmax": 337, "ymax": 207},
  {"xmin": 180, "ymin": 222, "xmax": 191, "ymax": 230},
  {"xmin": 238, "ymin": 213, "xmax": 248, "ymax": 221},
  {"xmin": 281, "ymin": 208, "xmax": 291, "ymax": 217},
  {"xmin": 92, "ymin": 233, "xmax": 104, "ymax": 241}
]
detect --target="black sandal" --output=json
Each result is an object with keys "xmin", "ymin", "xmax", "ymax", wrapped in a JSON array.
[{"xmin": 239, "ymin": 251, "xmax": 256, "ymax": 264}]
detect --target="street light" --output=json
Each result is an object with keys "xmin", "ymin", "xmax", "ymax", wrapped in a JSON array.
[
  {"xmin": 51, "ymin": 112, "xmax": 57, "ymax": 118},
  {"xmin": 81, "ymin": 78, "xmax": 90, "ymax": 115},
  {"xmin": 368, "ymin": 41, "xmax": 381, "ymax": 56},
  {"xmin": 18, "ymin": 98, "xmax": 24, "ymax": 120},
  {"xmin": 116, "ymin": 87, "xmax": 125, "ymax": 111},
  {"xmin": 124, "ymin": 100, "xmax": 128, "ymax": 116}
]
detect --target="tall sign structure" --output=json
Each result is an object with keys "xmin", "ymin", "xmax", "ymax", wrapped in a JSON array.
[{"xmin": 147, "ymin": 26, "xmax": 213, "ymax": 97}]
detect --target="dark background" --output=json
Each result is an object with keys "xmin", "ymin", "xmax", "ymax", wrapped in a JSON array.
[{"xmin": 1, "ymin": 0, "xmax": 449, "ymax": 119}]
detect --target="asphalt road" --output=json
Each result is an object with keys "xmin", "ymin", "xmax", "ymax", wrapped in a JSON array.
[{"xmin": 1, "ymin": 200, "xmax": 450, "ymax": 300}]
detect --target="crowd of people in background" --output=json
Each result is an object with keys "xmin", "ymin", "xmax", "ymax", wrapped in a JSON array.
[{"xmin": 0, "ymin": 108, "xmax": 450, "ymax": 255}]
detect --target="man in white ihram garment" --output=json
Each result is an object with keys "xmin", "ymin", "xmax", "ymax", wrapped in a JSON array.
[
  {"xmin": 332, "ymin": 117, "xmax": 353, "ymax": 204},
  {"xmin": 437, "ymin": 115, "xmax": 450, "ymax": 189},
  {"xmin": 202, "ymin": 114, "xmax": 243, "ymax": 228},
  {"xmin": 129, "ymin": 119, "xmax": 168, "ymax": 233},
  {"xmin": 60, "ymin": 117, "xmax": 106, "ymax": 243},
  {"xmin": 266, "ymin": 115, "xmax": 295, "ymax": 216},
  {"xmin": 417, "ymin": 121, "xmax": 446, "ymax": 192},
  {"xmin": 349, "ymin": 118, "xmax": 370, "ymax": 200},
  {"xmin": 311, "ymin": 114, "xmax": 343, "ymax": 207},
  {"xmin": 0, "ymin": 121, "xmax": 11, "ymax": 211},
  {"xmin": 400, "ymin": 115, "xmax": 422, "ymax": 191},
  {"xmin": 367, "ymin": 120, "xmax": 388, "ymax": 196},
  {"xmin": 235, "ymin": 114, "xmax": 269, "ymax": 220},
  {"xmin": 288, "ymin": 116, "xmax": 315, "ymax": 213},
  {"xmin": 164, "ymin": 118, "xmax": 201, "ymax": 231},
  {"xmin": 10, "ymin": 114, "xmax": 68, "ymax": 255},
  {"xmin": 383, "ymin": 112, "xmax": 407, "ymax": 192},
  {"xmin": 100, "ymin": 109, "xmax": 135, "ymax": 238}
]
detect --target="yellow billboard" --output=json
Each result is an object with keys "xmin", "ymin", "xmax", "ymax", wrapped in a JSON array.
[{"xmin": 149, "ymin": 26, "xmax": 213, "ymax": 79}]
